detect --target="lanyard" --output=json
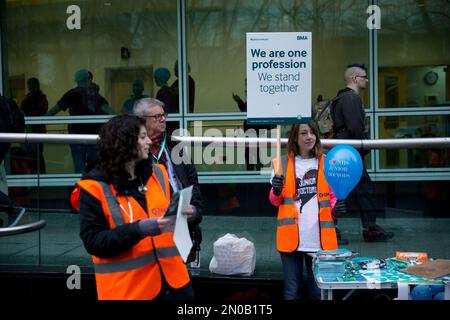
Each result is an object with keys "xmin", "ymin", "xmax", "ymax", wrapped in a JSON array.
[
  {"xmin": 119, "ymin": 195, "xmax": 133, "ymax": 223},
  {"xmin": 164, "ymin": 148, "xmax": 180, "ymax": 193},
  {"xmin": 152, "ymin": 134, "xmax": 166, "ymax": 163}
]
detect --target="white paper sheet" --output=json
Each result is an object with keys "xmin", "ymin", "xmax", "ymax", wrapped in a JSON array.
[{"xmin": 173, "ymin": 186, "xmax": 193, "ymax": 262}]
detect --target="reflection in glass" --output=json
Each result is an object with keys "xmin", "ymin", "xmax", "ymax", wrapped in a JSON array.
[
  {"xmin": 378, "ymin": 0, "xmax": 450, "ymax": 108},
  {"xmin": 379, "ymin": 115, "xmax": 450, "ymax": 169},
  {"xmin": 187, "ymin": 0, "xmax": 369, "ymax": 113},
  {"xmin": 187, "ymin": 120, "xmax": 276, "ymax": 172},
  {"xmin": 6, "ymin": 0, "xmax": 178, "ymax": 114},
  {"xmin": 379, "ymin": 66, "xmax": 449, "ymax": 108}
]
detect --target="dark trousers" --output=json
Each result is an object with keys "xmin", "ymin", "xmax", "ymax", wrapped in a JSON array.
[
  {"xmin": 0, "ymin": 148, "xmax": 13, "ymax": 214},
  {"xmin": 23, "ymin": 143, "xmax": 46, "ymax": 174},
  {"xmin": 279, "ymin": 251, "xmax": 320, "ymax": 300},
  {"xmin": 346, "ymin": 165, "xmax": 377, "ymax": 229},
  {"xmin": 70, "ymin": 144, "xmax": 96, "ymax": 174},
  {"xmin": 32, "ymin": 143, "xmax": 46, "ymax": 174}
]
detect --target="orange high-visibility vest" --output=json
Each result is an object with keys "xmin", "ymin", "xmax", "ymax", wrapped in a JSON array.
[
  {"xmin": 76, "ymin": 164, "xmax": 190, "ymax": 300},
  {"xmin": 273, "ymin": 154, "xmax": 337, "ymax": 252},
  {"xmin": 70, "ymin": 188, "xmax": 80, "ymax": 212}
]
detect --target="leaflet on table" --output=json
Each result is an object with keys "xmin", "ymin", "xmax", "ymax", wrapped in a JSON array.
[{"xmin": 314, "ymin": 249, "xmax": 356, "ymax": 260}]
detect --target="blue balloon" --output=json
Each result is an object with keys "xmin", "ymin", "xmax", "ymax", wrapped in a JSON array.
[
  {"xmin": 324, "ymin": 145, "xmax": 363, "ymax": 200},
  {"xmin": 411, "ymin": 285, "xmax": 432, "ymax": 300}
]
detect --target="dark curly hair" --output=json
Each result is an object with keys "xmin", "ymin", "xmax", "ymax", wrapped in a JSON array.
[{"xmin": 97, "ymin": 114, "xmax": 146, "ymax": 177}]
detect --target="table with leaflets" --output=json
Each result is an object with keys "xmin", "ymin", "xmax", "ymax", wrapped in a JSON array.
[{"xmin": 313, "ymin": 251, "xmax": 450, "ymax": 300}]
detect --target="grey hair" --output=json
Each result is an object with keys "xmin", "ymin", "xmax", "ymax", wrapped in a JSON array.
[
  {"xmin": 132, "ymin": 98, "xmax": 165, "ymax": 116},
  {"xmin": 344, "ymin": 66, "xmax": 365, "ymax": 84}
]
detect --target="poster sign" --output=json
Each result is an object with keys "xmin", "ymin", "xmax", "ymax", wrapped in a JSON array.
[{"xmin": 246, "ymin": 32, "xmax": 312, "ymax": 125}]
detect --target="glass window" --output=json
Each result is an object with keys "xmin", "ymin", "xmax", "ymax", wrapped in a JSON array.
[
  {"xmin": 187, "ymin": 0, "xmax": 369, "ymax": 113},
  {"xmin": 201, "ymin": 182, "xmax": 273, "ymax": 216},
  {"xmin": 378, "ymin": 1, "xmax": 450, "ymax": 108},
  {"xmin": 4, "ymin": 0, "xmax": 180, "ymax": 174},
  {"xmin": 186, "ymin": 120, "xmax": 276, "ymax": 172},
  {"xmin": 378, "ymin": 114, "xmax": 450, "ymax": 169},
  {"xmin": 4, "ymin": 0, "xmax": 179, "ymax": 117},
  {"xmin": 4, "ymin": 120, "xmax": 180, "ymax": 175}
]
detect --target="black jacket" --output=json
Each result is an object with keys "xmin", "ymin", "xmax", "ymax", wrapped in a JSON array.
[
  {"xmin": 166, "ymin": 135, "xmax": 203, "ymax": 227},
  {"xmin": 0, "ymin": 95, "xmax": 24, "ymax": 162},
  {"xmin": 332, "ymin": 88, "xmax": 368, "ymax": 140},
  {"xmin": 78, "ymin": 160, "xmax": 154, "ymax": 258},
  {"xmin": 0, "ymin": 96, "xmax": 11, "ymax": 162}
]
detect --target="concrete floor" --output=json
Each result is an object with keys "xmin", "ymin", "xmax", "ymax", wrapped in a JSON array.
[{"xmin": 1, "ymin": 212, "xmax": 449, "ymax": 279}]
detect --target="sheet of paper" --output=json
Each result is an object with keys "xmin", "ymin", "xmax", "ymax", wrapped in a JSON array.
[
  {"xmin": 173, "ymin": 185, "xmax": 193, "ymax": 263},
  {"xmin": 401, "ymin": 259, "xmax": 450, "ymax": 279}
]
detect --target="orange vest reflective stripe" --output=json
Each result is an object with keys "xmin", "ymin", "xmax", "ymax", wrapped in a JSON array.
[
  {"xmin": 272, "ymin": 154, "xmax": 338, "ymax": 252},
  {"xmin": 76, "ymin": 164, "xmax": 190, "ymax": 300}
]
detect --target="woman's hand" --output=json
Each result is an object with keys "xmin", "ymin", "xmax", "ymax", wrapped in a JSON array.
[
  {"xmin": 271, "ymin": 175, "xmax": 285, "ymax": 196},
  {"xmin": 138, "ymin": 217, "xmax": 173, "ymax": 236},
  {"xmin": 157, "ymin": 217, "xmax": 172, "ymax": 230}
]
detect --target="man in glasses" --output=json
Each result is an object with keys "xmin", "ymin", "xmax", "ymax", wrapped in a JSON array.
[
  {"xmin": 133, "ymin": 98, "xmax": 203, "ymax": 268},
  {"xmin": 332, "ymin": 64, "xmax": 394, "ymax": 242}
]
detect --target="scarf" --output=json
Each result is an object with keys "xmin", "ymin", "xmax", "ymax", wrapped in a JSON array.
[{"xmin": 150, "ymin": 134, "xmax": 167, "ymax": 166}]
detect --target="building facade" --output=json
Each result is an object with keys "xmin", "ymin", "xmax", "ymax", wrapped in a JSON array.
[{"xmin": 1, "ymin": 0, "xmax": 449, "ymax": 271}]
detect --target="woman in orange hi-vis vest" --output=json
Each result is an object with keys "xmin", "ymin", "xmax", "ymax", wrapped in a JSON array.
[
  {"xmin": 269, "ymin": 122, "xmax": 338, "ymax": 300},
  {"xmin": 77, "ymin": 115, "xmax": 193, "ymax": 300}
]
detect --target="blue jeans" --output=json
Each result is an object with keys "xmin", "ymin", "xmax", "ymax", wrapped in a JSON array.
[
  {"xmin": 70, "ymin": 144, "xmax": 96, "ymax": 173},
  {"xmin": 280, "ymin": 251, "xmax": 321, "ymax": 300}
]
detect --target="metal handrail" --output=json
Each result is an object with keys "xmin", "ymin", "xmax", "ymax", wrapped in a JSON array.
[
  {"xmin": 0, "ymin": 220, "xmax": 46, "ymax": 237},
  {"xmin": 0, "ymin": 133, "xmax": 449, "ymax": 149}
]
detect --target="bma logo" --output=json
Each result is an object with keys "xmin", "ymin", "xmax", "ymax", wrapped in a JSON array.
[
  {"xmin": 152, "ymin": 207, "xmax": 166, "ymax": 215},
  {"xmin": 296, "ymin": 35, "xmax": 308, "ymax": 40}
]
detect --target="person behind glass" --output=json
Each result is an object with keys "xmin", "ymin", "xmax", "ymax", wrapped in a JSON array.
[
  {"xmin": 20, "ymin": 77, "xmax": 48, "ymax": 174},
  {"xmin": 133, "ymin": 98, "xmax": 203, "ymax": 265},
  {"xmin": 171, "ymin": 60, "xmax": 195, "ymax": 113},
  {"xmin": 332, "ymin": 64, "xmax": 394, "ymax": 242},
  {"xmin": 269, "ymin": 122, "xmax": 338, "ymax": 300},
  {"xmin": 46, "ymin": 69, "xmax": 111, "ymax": 173},
  {"xmin": 77, "ymin": 114, "xmax": 194, "ymax": 300},
  {"xmin": 154, "ymin": 68, "xmax": 178, "ymax": 114},
  {"xmin": 121, "ymin": 79, "xmax": 149, "ymax": 114}
]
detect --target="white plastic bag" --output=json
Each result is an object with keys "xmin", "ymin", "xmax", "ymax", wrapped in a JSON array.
[{"xmin": 209, "ymin": 233, "xmax": 256, "ymax": 276}]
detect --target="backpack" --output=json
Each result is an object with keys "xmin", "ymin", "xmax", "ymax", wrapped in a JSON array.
[
  {"xmin": 313, "ymin": 92, "xmax": 351, "ymax": 139},
  {"xmin": 313, "ymin": 98, "xmax": 336, "ymax": 139},
  {"xmin": 1, "ymin": 96, "xmax": 25, "ymax": 133}
]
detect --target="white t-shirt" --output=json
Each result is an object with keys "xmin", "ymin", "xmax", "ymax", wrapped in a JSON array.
[
  {"xmin": 294, "ymin": 156, "xmax": 321, "ymax": 252},
  {"xmin": 271, "ymin": 155, "xmax": 321, "ymax": 252}
]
